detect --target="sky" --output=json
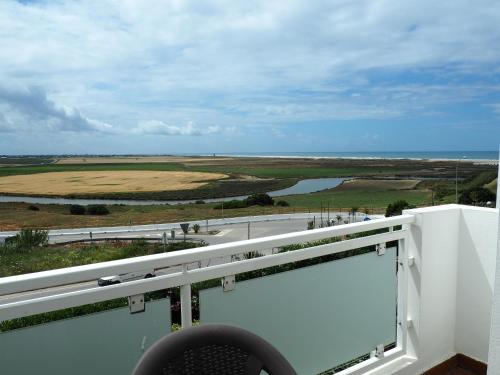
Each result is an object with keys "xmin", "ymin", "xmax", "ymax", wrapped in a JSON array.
[{"xmin": 0, "ymin": 0, "xmax": 499, "ymax": 155}]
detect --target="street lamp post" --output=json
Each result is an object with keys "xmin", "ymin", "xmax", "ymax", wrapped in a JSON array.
[{"xmin": 455, "ymin": 156, "xmax": 467, "ymax": 203}]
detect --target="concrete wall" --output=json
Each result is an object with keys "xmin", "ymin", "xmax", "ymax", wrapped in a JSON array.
[
  {"xmin": 395, "ymin": 205, "xmax": 498, "ymax": 374},
  {"xmin": 487, "ymin": 174, "xmax": 500, "ymax": 375},
  {"xmin": 401, "ymin": 205, "xmax": 461, "ymax": 374},
  {"xmin": 456, "ymin": 207, "xmax": 498, "ymax": 363}
]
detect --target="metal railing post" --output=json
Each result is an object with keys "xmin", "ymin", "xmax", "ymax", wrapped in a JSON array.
[
  {"xmin": 396, "ymin": 228, "xmax": 409, "ymax": 355},
  {"xmin": 180, "ymin": 265, "xmax": 192, "ymax": 328}
]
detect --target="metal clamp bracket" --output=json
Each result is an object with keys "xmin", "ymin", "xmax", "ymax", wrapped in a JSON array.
[
  {"xmin": 129, "ymin": 294, "xmax": 145, "ymax": 314},
  {"xmin": 376, "ymin": 243, "xmax": 386, "ymax": 256},
  {"xmin": 222, "ymin": 275, "xmax": 235, "ymax": 292},
  {"xmin": 372, "ymin": 344, "xmax": 385, "ymax": 359}
]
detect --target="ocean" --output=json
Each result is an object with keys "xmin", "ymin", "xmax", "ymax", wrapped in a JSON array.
[{"xmin": 201, "ymin": 151, "xmax": 498, "ymax": 161}]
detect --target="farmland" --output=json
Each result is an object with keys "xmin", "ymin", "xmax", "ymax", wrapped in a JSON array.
[
  {"xmin": 0, "ymin": 171, "xmax": 227, "ymax": 195},
  {"xmin": 0, "ymin": 156, "xmax": 496, "ymax": 229},
  {"xmin": 0, "ymin": 179, "xmax": 431, "ymax": 231}
]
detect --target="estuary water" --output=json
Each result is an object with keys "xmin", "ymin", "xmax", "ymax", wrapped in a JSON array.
[{"xmin": 0, "ymin": 177, "xmax": 346, "ymax": 206}]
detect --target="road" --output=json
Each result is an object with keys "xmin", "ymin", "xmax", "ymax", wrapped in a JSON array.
[
  {"xmin": 1, "ymin": 212, "xmax": 376, "ymax": 243},
  {"xmin": 52, "ymin": 218, "xmax": 317, "ymax": 245}
]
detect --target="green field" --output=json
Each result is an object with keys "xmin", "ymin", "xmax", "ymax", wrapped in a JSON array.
[
  {"xmin": 0, "ymin": 157, "xmax": 54, "ymax": 165},
  {"xmin": 190, "ymin": 165, "xmax": 407, "ymax": 178},
  {"xmin": 283, "ymin": 188, "xmax": 431, "ymax": 209},
  {"xmin": 485, "ymin": 178, "xmax": 497, "ymax": 193},
  {"xmin": 0, "ymin": 162, "xmax": 421, "ymax": 179}
]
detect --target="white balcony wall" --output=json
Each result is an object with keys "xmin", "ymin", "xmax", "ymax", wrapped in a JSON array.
[
  {"xmin": 456, "ymin": 206, "xmax": 498, "ymax": 363},
  {"xmin": 487, "ymin": 163, "xmax": 500, "ymax": 375},
  {"xmin": 381, "ymin": 205, "xmax": 498, "ymax": 375}
]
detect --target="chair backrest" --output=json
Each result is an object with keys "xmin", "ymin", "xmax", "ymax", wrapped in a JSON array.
[{"xmin": 133, "ymin": 324, "xmax": 297, "ymax": 375}]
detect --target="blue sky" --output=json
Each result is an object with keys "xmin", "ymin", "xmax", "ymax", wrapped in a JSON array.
[{"xmin": 0, "ymin": 0, "xmax": 499, "ymax": 154}]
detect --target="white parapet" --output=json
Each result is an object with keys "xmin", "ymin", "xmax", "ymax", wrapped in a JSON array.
[
  {"xmin": 487, "ymin": 151, "xmax": 500, "ymax": 375},
  {"xmin": 395, "ymin": 204, "xmax": 498, "ymax": 374}
]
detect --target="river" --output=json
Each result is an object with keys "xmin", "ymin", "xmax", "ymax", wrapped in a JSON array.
[{"xmin": 0, "ymin": 177, "xmax": 346, "ymax": 206}]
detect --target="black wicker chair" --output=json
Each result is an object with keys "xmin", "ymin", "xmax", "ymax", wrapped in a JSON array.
[{"xmin": 132, "ymin": 324, "xmax": 297, "ymax": 375}]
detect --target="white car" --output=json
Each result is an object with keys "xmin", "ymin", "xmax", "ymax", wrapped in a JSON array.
[{"xmin": 98, "ymin": 270, "xmax": 156, "ymax": 286}]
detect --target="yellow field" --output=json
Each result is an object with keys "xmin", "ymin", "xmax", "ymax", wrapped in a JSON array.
[
  {"xmin": 56, "ymin": 156, "xmax": 234, "ymax": 164},
  {"xmin": 0, "ymin": 171, "xmax": 227, "ymax": 195}
]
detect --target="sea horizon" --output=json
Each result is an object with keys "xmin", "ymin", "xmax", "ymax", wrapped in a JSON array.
[
  {"xmin": 203, "ymin": 151, "xmax": 498, "ymax": 161},
  {"xmin": 1, "ymin": 150, "xmax": 498, "ymax": 162}
]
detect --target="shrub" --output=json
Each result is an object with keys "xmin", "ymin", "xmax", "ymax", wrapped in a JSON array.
[
  {"xmin": 124, "ymin": 239, "xmax": 148, "ymax": 257},
  {"xmin": 435, "ymin": 185, "xmax": 454, "ymax": 200},
  {"xmin": 195, "ymin": 200, "xmax": 205, "ymax": 204},
  {"xmin": 12, "ymin": 228, "xmax": 49, "ymax": 251},
  {"xmin": 276, "ymin": 200, "xmax": 290, "ymax": 207},
  {"xmin": 213, "ymin": 200, "xmax": 247, "ymax": 209},
  {"xmin": 69, "ymin": 204, "xmax": 86, "ymax": 215},
  {"xmin": 246, "ymin": 193, "xmax": 274, "ymax": 206},
  {"xmin": 27, "ymin": 205, "xmax": 39, "ymax": 211},
  {"xmin": 87, "ymin": 205, "xmax": 110, "ymax": 215},
  {"xmin": 193, "ymin": 224, "xmax": 200, "ymax": 233},
  {"xmin": 307, "ymin": 220, "xmax": 315, "ymax": 230},
  {"xmin": 385, "ymin": 200, "xmax": 413, "ymax": 217},
  {"xmin": 459, "ymin": 187, "xmax": 496, "ymax": 206}
]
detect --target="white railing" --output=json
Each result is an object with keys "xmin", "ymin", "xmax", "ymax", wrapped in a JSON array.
[{"xmin": 0, "ymin": 214, "xmax": 415, "ymax": 375}]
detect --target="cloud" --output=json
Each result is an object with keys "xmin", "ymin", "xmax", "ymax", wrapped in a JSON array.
[
  {"xmin": 135, "ymin": 120, "xmax": 221, "ymax": 136},
  {"xmin": 0, "ymin": 86, "xmax": 113, "ymax": 133},
  {"xmin": 486, "ymin": 103, "xmax": 500, "ymax": 115},
  {"xmin": 0, "ymin": 0, "xmax": 499, "ymax": 152}
]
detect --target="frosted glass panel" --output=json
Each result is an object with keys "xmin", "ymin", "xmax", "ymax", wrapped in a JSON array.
[
  {"xmin": 0, "ymin": 298, "xmax": 170, "ymax": 375},
  {"xmin": 200, "ymin": 248, "xmax": 396, "ymax": 375}
]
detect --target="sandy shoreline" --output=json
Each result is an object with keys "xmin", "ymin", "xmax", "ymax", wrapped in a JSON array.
[{"xmin": 200, "ymin": 154, "xmax": 499, "ymax": 164}]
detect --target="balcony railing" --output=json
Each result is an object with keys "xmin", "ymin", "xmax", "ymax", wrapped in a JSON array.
[{"xmin": 0, "ymin": 205, "xmax": 497, "ymax": 374}]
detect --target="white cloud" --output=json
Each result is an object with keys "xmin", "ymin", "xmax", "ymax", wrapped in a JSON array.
[
  {"xmin": 487, "ymin": 103, "xmax": 500, "ymax": 115},
  {"xmin": 0, "ymin": 85, "xmax": 113, "ymax": 133},
  {"xmin": 135, "ymin": 120, "xmax": 221, "ymax": 136},
  {"xmin": 0, "ymin": 0, "xmax": 499, "ymax": 151}
]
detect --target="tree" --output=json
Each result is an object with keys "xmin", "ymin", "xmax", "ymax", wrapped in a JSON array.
[
  {"xmin": 276, "ymin": 200, "xmax": 290, "ymax": 207},
  {"xmin": 213, "ymin": 200, "xmax": 246, "ymax": 209},
  {"xmin": 69, "ymin": 204, "xmax": 86, "ymax": 215},
  {"xmin": 180, "ymin": 223, "xmax": 190, "ymax": 234},
  {"xmin": 386, "ymin": 200, "xmax": 413, "ymax": 217},
  {"xmin": 459, "ymin": 187, "xmax": 496, "ymax": 206},
  {"xmin": 87, "ymin": 205, "xmax": 109, "ymax": 215},
  {"xmin": 193, "ymin": 224, "xmax": 200, "ymax": 233},
  {"xmin": 246, "ymin": 193, "xmax": 274, "ymax": 206}
]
